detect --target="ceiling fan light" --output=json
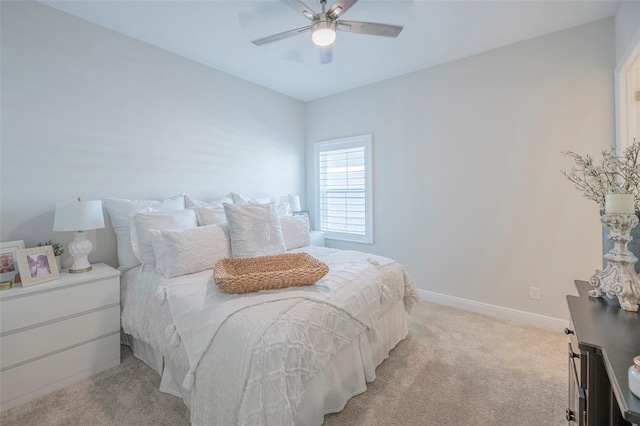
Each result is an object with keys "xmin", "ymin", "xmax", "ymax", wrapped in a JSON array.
[{"xmin": 312, "ymin": 21, "xmax": 336, "ymax": 46}]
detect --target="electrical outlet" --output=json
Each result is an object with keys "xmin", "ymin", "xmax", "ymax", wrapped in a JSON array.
[{"xmin": 529, "ymin": 286, "xmax": 541, "ymax": 300}]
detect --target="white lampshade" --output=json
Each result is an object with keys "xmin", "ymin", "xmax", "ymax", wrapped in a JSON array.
[
  {"xmin": 53, "ymin": 199, "xmax": 105, "ymax": 232},
  {"xmin": 279, "ymin": 195, "xmax": 301, "ymax": 213},
  {"xmin": 53, "ymin": 199, "xmax": 105, "ymax": 274}
]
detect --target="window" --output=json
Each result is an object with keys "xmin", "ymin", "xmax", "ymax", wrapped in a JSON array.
[{"xmin": 314, "ymin": 134, "xmax": 373, "ymax": 243}]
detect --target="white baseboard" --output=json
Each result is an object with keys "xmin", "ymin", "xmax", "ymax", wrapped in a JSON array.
[{"xmin": 418, "ymin": 289, "xmax": 570, "ymax": 332}]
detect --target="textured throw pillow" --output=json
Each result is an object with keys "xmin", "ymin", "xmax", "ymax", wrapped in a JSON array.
[
  {"xmin": 275, "ymin": 202, "xmax": 291, "ymax": 216},
  {"xmin": 280, "ymin": 214, "xmax": 311, "ymax": 250},
  {"xmin": 150, "ymin": 224, "xmax": 231, "ymax": 279},
  {"xmin": 228, "ymin": 192, "xmax": 271, "ymax": 205},
  {"xmin": 195, "ymin": 207, "xmax": 227, "ymax": 226},
  {"xmin": 184, "ymin": 194, "xmax": 232, "ymax": 208},
  {"xmin": 103, "ymin": 194, "xmax": 185, "ymax": 270},
  {"xmin": 130, "ymin": 208, "xmax": 198, "ymax": 265},
  {"xmin": 224, "ymin": 203, "xmax": 286, "ymax": 258}
]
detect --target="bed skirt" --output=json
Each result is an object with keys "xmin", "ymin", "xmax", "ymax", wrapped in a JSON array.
[{"xmin": 123, "ymin": 299, "xmax": 408, "ymax": 425}]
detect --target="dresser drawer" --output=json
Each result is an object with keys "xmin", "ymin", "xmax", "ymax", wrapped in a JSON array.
[
  {"xmin": 0, "ymin": 305, "xmax": 120, "ymax": 370},
  {"xmin": 0, "ymin": 276, "xmax": 119, "ymax": 334},
  {"xmin": 568, "ymin": 342, "xmax": 586, "ymax": 424},
  {"xmin": 569, "ymin": 340, "xmax": 581, "ymax": 386},
  {"xmin": 0, "ymin": 333, "xmax": 120, "ymax": 407}
]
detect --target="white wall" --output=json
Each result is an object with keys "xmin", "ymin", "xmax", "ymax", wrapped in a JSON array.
[
  {"xmin": 615, "ymin": 0, "xmax": 640, "ymax": 66},
  {"xmin": 0, "ymin": 2, "xmax": 619, "ymax": 321},
  {"xmin": 0, "ymin": 1, "xmax": 306, "ymax": 268},
  {"xmin": 306, "ymin": 19, "xmax": 615, "ymax": 320},
  {"xmin": 614, "ymin": 1, "xmax": 640, "ymax": 155}
]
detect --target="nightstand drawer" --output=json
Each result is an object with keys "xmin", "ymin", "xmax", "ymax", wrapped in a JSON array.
[
  {"xmin": 0, "ymin": 333, "xmax": 120, "ymax": 407},
  {"xmin": 0, "ymin": 276, "xmax": 119, "ymax": 334},
  {"xmin": 0, "ymin": 305, "xmax": 120, "ymax": 370}
]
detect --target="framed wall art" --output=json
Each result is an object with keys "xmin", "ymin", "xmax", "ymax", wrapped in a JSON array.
[
  {"xmin": 0, "ymin": 240, "xmax": 25, "ymax": 283},
  {"xmin": 16, "ymin": 246, "xmax": 60, "ymax": 287}
]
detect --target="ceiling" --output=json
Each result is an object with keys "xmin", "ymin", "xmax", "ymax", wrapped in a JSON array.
[{"xmin": 40, "ymin": 0, "xmax": 621, "ymax": 102}]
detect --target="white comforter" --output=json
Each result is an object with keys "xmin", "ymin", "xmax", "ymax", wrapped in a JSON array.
[{"xmin": 120, "ymin": 246, "xmax": 419, "ymax": 425}]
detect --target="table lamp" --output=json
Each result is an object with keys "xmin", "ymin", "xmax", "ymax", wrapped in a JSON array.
[
  {"xmin": 279, "ymin": 195, "xmax": 301, "ymax": 213},
  {"xmin": 53, "ymin": 198, "xmax": 105, "ymax": 273}
]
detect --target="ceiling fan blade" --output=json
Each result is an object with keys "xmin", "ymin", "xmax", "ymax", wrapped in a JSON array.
[
  {"xmin": 327, "ymin": 0, "xmax": 358, "ymax": 20},
  {"xmin": 282, "ymin": 0, "xmax": 318, "ymax": 20},
  {"xmin": 251, "ymin": 26, "xmax": 311, "ymax": 46},
  {"xmin": 336, "ymin": 20, "xmax": 403, "ymax": 38},
  {"xmin": 319, "ymin": 46, "xmax": 333, "ymax": 64}
]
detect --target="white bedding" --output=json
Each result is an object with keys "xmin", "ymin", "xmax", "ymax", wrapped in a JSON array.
[{"xmin": 120, "ymin": 246, "xmax": 419, "ymax": 425}]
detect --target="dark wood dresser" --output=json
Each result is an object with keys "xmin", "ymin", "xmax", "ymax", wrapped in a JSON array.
[{"xmin": 566, "ymin": 280, "xmax": 640, "ymax": 425}]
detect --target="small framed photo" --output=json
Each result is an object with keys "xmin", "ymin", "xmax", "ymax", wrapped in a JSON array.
[
  {"xmin": 16, "ymin": 246, "xmax": 60, "ymax": 287},
  {"xmin": 0, "ymin": 240, "xmax": 25, "ymax": 283}
]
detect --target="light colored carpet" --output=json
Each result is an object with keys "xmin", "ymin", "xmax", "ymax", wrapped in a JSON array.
[{"xmin": 0, "ymin": 302, "xmax": 567, "ymax": 426}]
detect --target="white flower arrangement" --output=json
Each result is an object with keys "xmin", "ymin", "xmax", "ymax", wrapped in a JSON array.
[{"xmin": 562, "ymin": 139, "xmax": 640, "ymax": 211}]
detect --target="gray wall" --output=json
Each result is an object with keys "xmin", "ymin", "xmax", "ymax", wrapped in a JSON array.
[
  {"xmin": 615, "ymin": 0, "xmax": 640, "ymax": 65},
  {"xmin": 0, "ymin": 2, "xmax": 306, "ymax": 268},
  {"xmin": 306, "ymin": 19, "xmax": 615, "ymax": 320},
  {"xmin": 0, "ymin": 2, "xmax": 621, "ymax": 321}
]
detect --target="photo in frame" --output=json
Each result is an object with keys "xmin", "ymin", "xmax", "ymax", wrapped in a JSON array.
[
  {"xmin": 16, "ymin": 246, "xmax": 60, "ymax": 287},
  {"xmin": 0, "ymin": 240, "xmax": 25, "ymax": 283}
]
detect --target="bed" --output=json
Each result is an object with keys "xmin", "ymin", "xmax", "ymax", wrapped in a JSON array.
[{"xmin": 105, "ymin": 194, "xmax": 419, "ymax": 425}]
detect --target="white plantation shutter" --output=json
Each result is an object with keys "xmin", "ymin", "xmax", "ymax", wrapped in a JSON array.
[{"xmin": 315, "ymin": 134, "xmax": 373, "ymax": 243}]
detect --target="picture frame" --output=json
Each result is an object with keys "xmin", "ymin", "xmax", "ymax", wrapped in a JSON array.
[
  {"xmin": 0, "ymin": 240, "xmax": 25, "ymax": 283},
  {"xmin": 292, "ymin": 210, "xmax": 311, "ymax": 231},
  {"xmin": 16, "ymin": 246, "xmax": 60, "ymax": 287}
]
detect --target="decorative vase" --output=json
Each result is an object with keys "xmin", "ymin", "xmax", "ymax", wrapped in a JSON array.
[
  {"xmin": 55, "ymin": 255, "xmax": 62, "ymax": 272},
  {"xmin": 592, "ymin": 212, "xmax": 640, "ymax": 311},
  {"xmin": 601, "ymin": 210, "xmax": 640, "ymax": 274}
]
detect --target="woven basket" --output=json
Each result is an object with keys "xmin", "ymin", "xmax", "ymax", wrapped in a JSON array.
[{"xmin": 213, "ymin": 253, "xmax": 329, "ymax": 294}]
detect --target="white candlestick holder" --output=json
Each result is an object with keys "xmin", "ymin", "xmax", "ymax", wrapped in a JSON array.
[{"xmin": 589, "ymin": 212, "xmax": 640, "ymax": 312}]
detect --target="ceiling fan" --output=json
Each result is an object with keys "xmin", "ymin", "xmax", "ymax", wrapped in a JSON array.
[{"xmin": 251, "ymin": 0, "xmax": 403, "ymax": 55}]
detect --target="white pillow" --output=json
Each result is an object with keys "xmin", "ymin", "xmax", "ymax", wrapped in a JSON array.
[
  {"xmin": 195, "ymin": 207, "xmax": 227, "ymax": 226},
  {"xmin": 103, "ymin": 194, "xmax": 185, "ymax": 270},
  {"xmin": 150, "ymin": 224, "xmax": 231, "ymax": 279},
  {"xmin": 223, "ymin": 202, "xmax": 286, "ymax": 258},
  {"xmin": 130, "ymin": 208, "xmax": 198, "ymax": 265},
  {"xmin": 228, "ymin": 192, "xmax": 271, "ymax": 205},
  {"xmin": 185, "ymin": 194, "xmax": 233, "ymax": 208},
  {"xmin": 280, "ymin": 214, "xmax": 311, "ymax": 250},
  {"xmin": 275, "ymin": 203, "xmax": 291, "ymax": 216}
]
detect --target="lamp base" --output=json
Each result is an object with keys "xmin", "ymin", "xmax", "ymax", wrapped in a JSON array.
[{"xmin": 68, "ymin": 231, "xmax": 93, "ymax": 274}]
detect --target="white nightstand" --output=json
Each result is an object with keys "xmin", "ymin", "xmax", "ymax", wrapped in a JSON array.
[
  {"xmin": 310, "ymin": 231, "xmax": 326, "ymax": 247},
  {"xmin": 0, "ymin": 263, "xmax": 121, "ymax": 410}
]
